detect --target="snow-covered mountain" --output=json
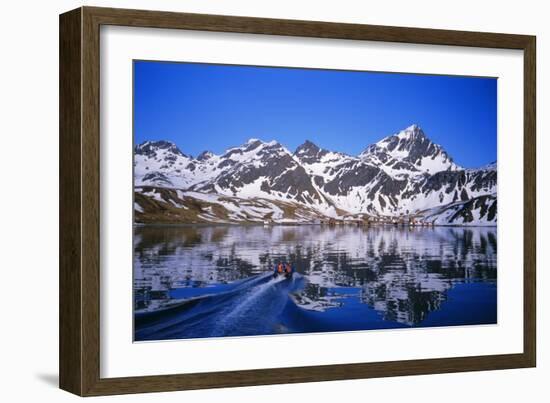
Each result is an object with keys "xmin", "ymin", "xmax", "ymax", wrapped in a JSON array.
[
  {"xmin": 134, "ymin": 125, "xmax": 497, "ymax": 225},
  {"xmin": 359, "ymin": 124, "xmax": 459, "ymax": 177}
]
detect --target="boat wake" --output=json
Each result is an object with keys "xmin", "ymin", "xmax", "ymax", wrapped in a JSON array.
[{"xmin": 135, "ymin": 272, "xmax": 305, "ymax": 341}]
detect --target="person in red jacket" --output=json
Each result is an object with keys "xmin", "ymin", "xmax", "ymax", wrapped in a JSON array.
[
  {"xmin": 273, "ymin": 262, "xmax": 284, "ymax": 278},
  {"xmin": 284, "ymin": 263, "xmax": 293, "ymax": 278}
]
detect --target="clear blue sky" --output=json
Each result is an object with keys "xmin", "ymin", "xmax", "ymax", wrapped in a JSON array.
[{"xmin": 134, "ymin": 60, "xmax": 497, "ymax": 168}]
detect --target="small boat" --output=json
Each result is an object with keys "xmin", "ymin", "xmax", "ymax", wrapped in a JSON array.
[{"xmin": 273, "ymin": 271, "xmax": 293, "ymax": 279}]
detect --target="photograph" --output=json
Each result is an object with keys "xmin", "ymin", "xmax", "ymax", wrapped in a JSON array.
[{"xmin": 132, "ymin": 61, "xmax": 498, "ymax": 342}]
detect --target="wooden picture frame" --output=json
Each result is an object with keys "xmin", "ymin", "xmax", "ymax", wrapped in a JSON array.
[{"xmin": 59, "ymin": 6, "xmax": 536, "ymax": 396}]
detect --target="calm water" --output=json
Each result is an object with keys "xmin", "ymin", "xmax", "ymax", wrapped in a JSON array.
[{"xmin": 134, "ymin": 225, "xmax": 497, "ymax": 341}]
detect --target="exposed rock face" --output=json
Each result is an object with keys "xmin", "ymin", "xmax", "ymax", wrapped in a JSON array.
[
  {"xmin": 134, "ymin": 125, "xmax": 497, "ymax": 225},
  {"xmin": 196, "ymin": 150, "xmax": 214, "ymax": 161},
  {"xmin": 141, "ymin": 172, "xmax": 173, "ymax": 187},
  {"xmin": 294, "ymin": 140, "xmax": 329, "ymax": 164},
  {"xmin": 420, "ymin": 194, "xmax": 497, "ymax": 225},
  {"xmin": 323, "ymin": 161, "xmax": 380, "ymax": 195}
]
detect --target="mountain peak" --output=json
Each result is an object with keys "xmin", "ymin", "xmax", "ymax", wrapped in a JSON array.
[
  {"xmin": 295, "ymin": 140, "xmax": 329, "ymax": 164},
  {"xmin": 296, "ymin": 140, "xmax": 320, "ymax": 153},
  {"xmin": 398, "ymin": 124, "xmax": 426, "ymax": 140},
  {"xmin": 405, "ymin": 123, "xmax": 420, "ymax": 132},
  {"xmin": 242, "ymin": 138, "xmax": 281, "ymax": 150},
  {"xmin": 374, "ymin": 124, "xmax": 434, "ymax": 153},
  {"xmin": 360, "ymin": 125, "xmax": 459, "ymax": 174},
  {"xmin": 244, "ymin": 139, "xmax": 261, "ymax": 151},
  {"xmin": 242, "ymin": 138, "xmax": 262, "ymax": 149},
  {"xmin": 135, "ymin": 140, "xmax": 186, "ymax": 158},
  {"xmin": 197, "ymin": 150, "xmax": 214, "ymax": 161}
]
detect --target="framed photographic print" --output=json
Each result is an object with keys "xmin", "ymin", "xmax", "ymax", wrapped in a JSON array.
[{"xmin": 59, "ymin": 6, "xmax": 536, "ymax": 396}]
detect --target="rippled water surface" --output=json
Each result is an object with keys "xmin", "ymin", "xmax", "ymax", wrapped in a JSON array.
[{"xmin": 134, "ymin": 225, "xmax": 497, "ymax": 341}]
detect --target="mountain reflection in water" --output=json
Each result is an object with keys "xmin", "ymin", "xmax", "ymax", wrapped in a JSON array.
[{"xmin": 134, "ymin": 225, "xmax": 497, "ymax": 341}]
